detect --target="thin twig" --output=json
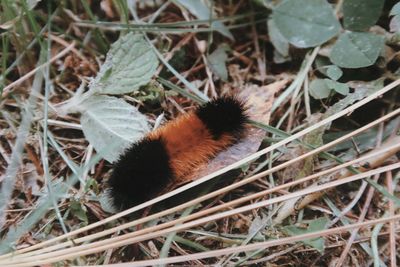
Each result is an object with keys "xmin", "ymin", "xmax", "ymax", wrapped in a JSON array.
[
  {"xmin": 386, "ymin": 171, "xmax": 397, "ymax": 267},
  {"xmin": 335, "ymin": 110, "xmax": 386, "ymax": 266},
  {"xmin": 79, "ymin": 215, "xmax": 400, "ymax": 267},
  {"xmin": 3, "ymin": 141, "xmax": 398, "ymax": 263},
  {"xmin": 2, "ymin": 99, "xmax": 400, "ymax": 261},
  {"xmin": 4, "ymin": 162, "xmax": 400, "ymax": 266}
]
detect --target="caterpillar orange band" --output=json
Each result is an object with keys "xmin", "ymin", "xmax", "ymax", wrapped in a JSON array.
[{"xmin": 108, "ymin": 96, "xmax": 248, "ymax": 210}]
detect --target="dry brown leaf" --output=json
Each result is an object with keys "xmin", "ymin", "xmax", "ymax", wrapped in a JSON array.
[
  {"xmin": 176, "ymin": 79, "xmax": 289, "ymax": 186},
  {"xmin": 100, "ymin": 0, "xmax": 116, "ymax": 18}
]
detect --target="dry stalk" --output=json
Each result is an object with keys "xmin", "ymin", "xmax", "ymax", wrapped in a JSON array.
[
  {"xmin": 387, "ymin": 171, "xmax": 397, "ymax": 267},
  {"xmin": 274, "ymin": 134, "xmax": 400, "ymax": 224},
  {"xmin": 1, "ymin": 82, "xmax": 400, "ymax": 263},
  {"xmin": 335, "ymin": 116, "xmax": 385, "ymax": 266},
  {"xmin": 3, "ymin": 162, "xmax": 400, "ymax": 266},
  {"xmin": 76, "ymin": 215, "xmax": 400, "ymax": 267},
  {"xmin": 1, "ymin": 142, "xmax": 398, "ymax": 264},
  {"xmin": 3, "ymin": 108, "xmax": 400, "ymax": 262}
]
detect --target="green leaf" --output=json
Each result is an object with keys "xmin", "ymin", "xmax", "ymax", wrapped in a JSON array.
[
  {"xmin": 309, "ymin": 78, "xmax": 349, "ymax": 99},
  {"xmin": 390, "ymin": 16, "xmax": 400, "ymax": 33},
  {"xmin": 390, "ymin": 2, "xmax": 400, "ymax": 16},
  {"xmin": 324, "ymin": 78, "xmax": 384, "ymax": 117},
  {"xmin": 80, "ymin": 95, "xmax": 150, "ymax": 163},
  {"xmin": 343, "ymin": 0, "xmax": 385, "ymax": 31},
  {"xmin": 283, "ymin": 217, "xmax": 328, "ymax": 253},
  {"xmin": 70, "ymin": 200, "xmax": 88, "ymax": 225},
  {"xmin": 272, "ymin": 0, "xmax": 340, "ymax": 48},
  {"xmin": 84, "ymin": 177, "xmax": 99, "ymax": 194},
  {"xmin": 315, "ymin": 56, "xmax": 333, "ymax": 76},
  {"xmin": 309, "ymin": 78, "xmax": 332, "ymax": 99},
  {"xmin": 173, "ymin": 0, "xmax": 233, "ymax": 40},
  {"xmin": 326, "ymin": 65, "xmax": 343, "ymax": 81},
  {"xmin": 330, "ymin": 32, "xmax": 384, "ymax": 68},
  {"xmin": 207, "ymin": 44, "xmax": 229, "ymax": 81},
  {"xmin": 267, "ymin": 19, "xmax": 289, "ymax": 57},
  {"xmin": 324, "ymin": 79, "xmax": 349, "ymax": 95},
  {"xmin": 390, "ymin": 3, "xmax": 400, "ymax": 33},
  {"xmin": 89, "ymin": 33, "xmax": 158, "ymax": 95}
]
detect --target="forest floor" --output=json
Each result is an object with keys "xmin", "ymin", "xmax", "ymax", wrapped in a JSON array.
[{"xmin": 0, "ymin": 1, "xmax": 399, "ymax": 266}]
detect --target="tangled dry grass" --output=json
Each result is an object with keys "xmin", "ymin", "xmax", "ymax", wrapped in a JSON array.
[{"xmin": 0, "ymin": 1, "xmax": 399, "ymax": 266}]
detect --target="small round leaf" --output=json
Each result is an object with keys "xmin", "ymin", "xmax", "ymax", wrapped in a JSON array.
[
  {"xmin": 330, "ymin": 32, "xmax": 384, "ymax": 69},
  {"xmin": 272, "ymin": 0, "xmax": 340, "ymax": 48},
  {"xmin": 326, "ymin": 65, "xmax": 343, "ymax": 81},
  {"xmin": 309, "ymin": 78, "xmax": 332, "ymax": 99},
  {"xmin": 324, "ymin": 79, "xmax": 349, "ymax": 96}
]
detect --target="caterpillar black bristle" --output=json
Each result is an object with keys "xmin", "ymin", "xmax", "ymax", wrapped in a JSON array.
[{"xmin": 107, "ymin": 96, "xmax": 248, "ymax": 210}]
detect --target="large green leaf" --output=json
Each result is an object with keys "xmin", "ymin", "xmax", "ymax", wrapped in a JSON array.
[
  {"xmin": 343, "ymin": 0, "xmax": 385, "ymax": 31},
  {"xmin": 272, "ymin": 0, "xmax": 340, "ymax": 48},
  {"xmin": 330, "ymin": 32, "xmax": 384, "ymax": 68},
  {"xmin": 89, "ymin": 33, "xmax": 158, "ymax": 95},
  {"xmin": 309, "ymin": 78, "xmax": 349, "ymax": 99},
  {"xmin": 80, "ymin": 95, "xmax": 150, "ymax": 162}
]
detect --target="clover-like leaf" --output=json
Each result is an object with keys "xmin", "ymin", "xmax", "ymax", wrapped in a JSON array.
[
  {"xmin": 309, "ymin": 78, "xmax": 349, "ymax": 99},
  {"xmin": 326, "ymin": 65, "xmax": 343, "ymax": 81},
  {"xmin": 343, "ymin": 0, "xmax": 384, "ymax": 31},
  {"xmin": 272, "ymin": 0, "xmax": 340, "ymax": 48},
  {"xmin": 330, "ymin": 32, "xmax": 384, "ymax": 68},
  {"xmin": 325, "ymin": 79, "xmax": 349, "ymax": 96},
  {"xmin": 309, "ymin": 78, "xmax": 332, "ymax": 99},
  {"xmin": 268, "ymin": 19, "xmax": 289, "ymax": 57}
]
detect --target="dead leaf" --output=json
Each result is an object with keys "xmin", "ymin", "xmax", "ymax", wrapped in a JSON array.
[
  {"xmin": 176, "ymin": 79, "xmax": 289, "ymax": 186},
  {"xmin": 100, "ymin": 0, "xmax": 116, "ymax": 18}
]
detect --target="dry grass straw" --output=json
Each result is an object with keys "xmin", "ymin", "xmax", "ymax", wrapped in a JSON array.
[
  {"xmin": 0, "ymin": 79, "xmax": 399, "ymax": 266},
  {"xmin": 387, "ymin": 171, "xmax": 397, "ymax": 267},
  {"xmin": 1, "ymin": 42, "xmax": 75, "ymax": 98},
  {"xmin": 3, "ymin": 104, "xmax": 400, "ymax": 261},
  {"xmin": 3, "ymin": 161, "xmax": 400, "ymax": 266},
  {"xmin": 83, "ymin": 214, "xmax": 400, "ymax": 267}
]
